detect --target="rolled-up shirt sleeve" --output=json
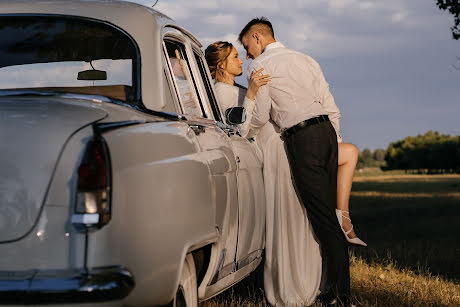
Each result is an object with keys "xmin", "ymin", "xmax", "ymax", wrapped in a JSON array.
[
  {"xmin": 246, "ymin": 62, "xmax": 272, "ymax": 138},
  {"xmin": 314, "ymin": 60, "xmax": 343, "ymax": 142}
]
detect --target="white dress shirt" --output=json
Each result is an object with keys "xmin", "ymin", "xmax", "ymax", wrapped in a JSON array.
[
  {"xmin": 214, "ymin": 81, "xmax": 256, "ymax": 137},
  {"xmin": 246, "ymin": 42, "xmax": 342, "ymax": 142}
]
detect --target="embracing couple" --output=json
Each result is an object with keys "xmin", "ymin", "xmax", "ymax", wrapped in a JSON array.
[{"xmin": 205, "ymin": 17, "xmax": 366, "ymax": 307}]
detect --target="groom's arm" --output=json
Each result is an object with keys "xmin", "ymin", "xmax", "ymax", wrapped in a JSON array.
[{"xmin": 246, "ymin": 62, "xmax": 271, "ymax": 138}]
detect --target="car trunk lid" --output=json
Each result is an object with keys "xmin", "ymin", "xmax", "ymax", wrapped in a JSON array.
[{"xmin": 0, "ymin": 97, "xmax": 107, "ymax": 242}]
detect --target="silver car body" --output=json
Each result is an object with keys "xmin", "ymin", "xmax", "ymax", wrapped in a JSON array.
[{"xmin": 0, "ymin": 1, "xmax": 265, "ymax": 306}]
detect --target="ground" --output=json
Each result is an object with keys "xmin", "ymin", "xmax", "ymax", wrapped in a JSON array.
[{"xmin": 200, "ymin": 171, "xmax": 460, "ymax": 307}]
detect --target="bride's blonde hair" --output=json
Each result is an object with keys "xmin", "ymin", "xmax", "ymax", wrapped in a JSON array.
[{"xmin": 204, "ymin": 41, "xmax": 233, "ymax": 82}]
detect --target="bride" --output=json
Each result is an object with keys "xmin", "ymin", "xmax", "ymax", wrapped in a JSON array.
[{"xmin": 205, "ymin": 41, "xmax": 365, "ymax": 306}]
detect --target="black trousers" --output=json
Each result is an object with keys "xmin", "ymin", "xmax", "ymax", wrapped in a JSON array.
[{"xmin": 284, "ymin": 120, "xmax": 350, "ymax": 300}]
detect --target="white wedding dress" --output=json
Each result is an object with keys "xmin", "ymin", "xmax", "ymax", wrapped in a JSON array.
[{"xmin": 215, "ymin": 82, "xmax": 322, "ymax": 306}]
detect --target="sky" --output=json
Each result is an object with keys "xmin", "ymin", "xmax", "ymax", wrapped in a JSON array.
[{"xmin": 137, "ymin": 0, "xmax": 459, "ymax": 150}]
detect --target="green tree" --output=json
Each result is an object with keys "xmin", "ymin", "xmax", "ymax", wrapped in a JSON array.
[
  {"xmin": 436, "ymin": 0, "xmax": 460, "ymax": 40},
  {"xmin": 384, "ymin": 131, "xmax": 459, "ymax": 173},
  {"xmin": 358, "ymin": 148, "xmax": 373, "ymax": 168},
  {"xmin": 374, "ymin": 149, "xmax": 386, "ymax": 162}
]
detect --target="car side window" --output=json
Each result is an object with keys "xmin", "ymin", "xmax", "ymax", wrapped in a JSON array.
[
  {"xmin": 163, "ymin": 40, "xmax": 205, "ymax": 118},
  {"xmin": 162, "ymin": 69, "xmax": 180, "ymax": 113},
  {"xmin": 193, "ymin": 50, "xmax": 222, "ymax": 123}
]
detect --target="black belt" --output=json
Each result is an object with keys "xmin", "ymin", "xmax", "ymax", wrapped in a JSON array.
[{"xmin": 282, "ymin": 115, "xmax": 330, "ymax": 139}]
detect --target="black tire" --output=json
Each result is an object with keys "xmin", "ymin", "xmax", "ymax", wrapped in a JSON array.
[{"xmin": 173, "ymin": 254, "xmax": 198, "ymax": 307}]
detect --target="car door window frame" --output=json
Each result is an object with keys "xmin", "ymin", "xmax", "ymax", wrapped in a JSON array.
[
  {"xmin": 191, "ymin": 46, "xmax": 223, "ymax": 123},
  {"xmin": 161, "ymin": 53, "xmax": 182, "ymax": 114},
  {"xmin": 163, "ymin": 34, "xmax": 206, "ymax": 119}
]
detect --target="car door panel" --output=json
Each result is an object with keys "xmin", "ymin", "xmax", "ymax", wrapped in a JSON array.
[
  {"xmin": 187, "ymin": 42, "xmax": 265, "ymax": 278},
  {"xmin": 228, "ymin": 136, "xmax": 265, "ymax": 269},
  {"xmin": 187, "ymin": 121, "xmax": 239, "ymax": 282},
  {"xmin": 88, "ymin": 120, "xmax": 217, "ymax": 304}
]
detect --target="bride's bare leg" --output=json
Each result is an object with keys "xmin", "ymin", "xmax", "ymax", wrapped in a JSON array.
[{"xmin": 337, "ymin": 143, "xmax": 359, "ymax": 239}]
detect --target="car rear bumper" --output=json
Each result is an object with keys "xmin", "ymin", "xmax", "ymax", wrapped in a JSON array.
[{"xmin": 0, "ymin": 265, "xmax": 134, "ymax": 304}]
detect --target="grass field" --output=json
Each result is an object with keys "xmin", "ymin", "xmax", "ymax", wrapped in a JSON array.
[
  {"xmin": 351, "ymin": 173, "xmax": 460, "ymax": 280},
  {"xmin": 200, "ymin": 172, "xmax": 460, "ymax": 306}
]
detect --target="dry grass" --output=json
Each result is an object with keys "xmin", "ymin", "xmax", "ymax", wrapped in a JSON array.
[
  {"xmin": 200, "ymin": 255, "xmax": 460, "ymax": 306},
  {"xmin": 199, "ymin": 174, "xmax": 460, "ymax": 306},
  {"xmin": 350, "ymin": 255, "xmax": 460, "ymax": 307},
  {"xmin": 353, "ymin": 173, "xmax": 460, "ymax": 182},
  {"xmin": 351, "ymin": 191, "xmax": 460, "ymax": 198}
]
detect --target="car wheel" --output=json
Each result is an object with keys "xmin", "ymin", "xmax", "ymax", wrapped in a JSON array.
[{"xmin": 173, "ymin": 254, "xmax": 198, "ymax": 307}]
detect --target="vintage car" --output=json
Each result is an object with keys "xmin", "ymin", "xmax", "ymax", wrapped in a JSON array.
[{"xmin": 0, "ymin": 1, "xmax": 265, "ymax": 306}]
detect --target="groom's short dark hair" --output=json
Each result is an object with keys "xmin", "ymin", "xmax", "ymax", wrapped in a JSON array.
[{"xmin": 238, "ymin": 17, "xmax": 275, "ymax": 43}]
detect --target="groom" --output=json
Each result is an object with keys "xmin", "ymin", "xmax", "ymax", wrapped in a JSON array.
[{"xmin": 239, "ymin": 18, "xmax": 350, "ymax": 306}]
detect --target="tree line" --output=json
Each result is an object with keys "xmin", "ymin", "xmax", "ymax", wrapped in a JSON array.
[
  {"xmin": 357, "ymin": 148, "xmax": 386, "ymax": 170},
  {"xmin": 356, "ymin": 131, "xmax": 460, "ymax": 173},
  {"xmin": 383, "ymin": 131, "xmax": 459, "ymax": 173}
]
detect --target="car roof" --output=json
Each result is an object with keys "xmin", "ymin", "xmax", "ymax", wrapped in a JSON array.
[{"xmin": 0, "ymin": 0, "xmax": 171, "ymax": 26}]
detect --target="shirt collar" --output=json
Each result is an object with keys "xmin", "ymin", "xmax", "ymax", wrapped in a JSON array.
[{"xmin": 263, "ymin": 41, "xmax": 285, "ymax": 53}]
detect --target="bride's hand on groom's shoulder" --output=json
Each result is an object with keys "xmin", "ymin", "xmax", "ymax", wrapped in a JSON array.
[{"xmin": 246, "ymin": 68, "xmax": 271, "ymax": 101}]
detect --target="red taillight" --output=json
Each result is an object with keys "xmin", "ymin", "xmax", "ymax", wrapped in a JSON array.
[{"xmin": 72, "ymin": 136, "xmax": 111, "ymax": 231}]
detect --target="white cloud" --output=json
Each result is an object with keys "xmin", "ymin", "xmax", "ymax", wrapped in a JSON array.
[
  {"xmin": 359, "ymin": 2, "xmax": 377, "ymax": 11},
  {"xmin": 193, "ymin": 0, "xmax": 220, "ymax": 9},
  {"xmin": 391, "ymin": 11, "xmax": 408, "ymax": 23},
  {"xmin": 137, "ymin": 0, "xmax": 441, "ymax": 59},
  {"xmin": 328, "ymin": 0, "xmax": 357, "ymax": 12},
  {"xmin": 228, "ymin": 0, "xmax": 281, "ymax": 11},
  {"xmin": 200, "ymin": 33, "xmax": 239, "ymax": 50},
  {"xmin": 153, "ymin": 2, "xmax": 193, "ymax": 21},
  {"xmin": 204, "ymin": 14, "xmax": 237, "ymax": 27}
]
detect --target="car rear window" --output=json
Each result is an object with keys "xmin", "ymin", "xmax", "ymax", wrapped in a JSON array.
[{"xmin": 0, "ymin": 15, "xmax": 139, "ymax": 102}]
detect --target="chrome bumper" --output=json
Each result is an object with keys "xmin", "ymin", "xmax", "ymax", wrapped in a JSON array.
[{"xmin": 0, "ymin": 265, "xmax": 134, "ymax": 304}]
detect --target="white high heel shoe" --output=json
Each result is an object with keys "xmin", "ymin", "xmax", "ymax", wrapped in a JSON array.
[{"xmin": 336, "ymin": 209, "xmax": 367, "ymax": 247}]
